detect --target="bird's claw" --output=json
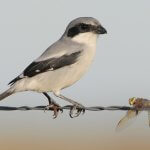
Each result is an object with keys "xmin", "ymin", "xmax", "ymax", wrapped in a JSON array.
[
  {"xmin": 44, "ymin": 103, "xmax": 63, "ymax": 119},
  {"xmin": 69, "ymin": 103, "xmax": 85, "ymax": 118}
]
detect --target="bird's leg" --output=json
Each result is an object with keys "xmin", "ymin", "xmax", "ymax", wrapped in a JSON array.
[
  {"xmin": 54, "ymin": 93, "xmax": 85, "ymax": 118},
  {"xmin": 43, "ymin": 92, "xmax": 62, "ymax": 118}
]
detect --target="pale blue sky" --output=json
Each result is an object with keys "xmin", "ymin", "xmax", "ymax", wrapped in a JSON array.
[{"xmin": 0, "ymin": 0, "xmax": 150, "ymax": 106}]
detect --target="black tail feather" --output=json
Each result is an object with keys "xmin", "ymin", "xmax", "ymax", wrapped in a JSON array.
[{"xmin": 8, "ymin": 76, "xmax": 21, "ymax": 85}]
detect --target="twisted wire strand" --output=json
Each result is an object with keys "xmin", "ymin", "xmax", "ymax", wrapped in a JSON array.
[{"xmin": 0, "ymin": 105, "xmax": 149, "ymax": 111}]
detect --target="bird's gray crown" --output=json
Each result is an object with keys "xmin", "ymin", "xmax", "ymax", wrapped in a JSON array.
[{"xmin": 63, "ymin": 17, "xmax": 107, "ymax": 38}]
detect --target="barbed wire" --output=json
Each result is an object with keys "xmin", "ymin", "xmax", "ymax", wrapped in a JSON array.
[
  {"xmin": 1, "ymin": 103, "xmax": 150, "ymax": 119},
  {"xmin": 0, "ymin": 105, "xmax": 149, "ymax": 111}
]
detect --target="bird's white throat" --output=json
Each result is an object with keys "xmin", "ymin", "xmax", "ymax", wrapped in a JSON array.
[{"xmin": 72, "ymin": 32, "xmax": 98, "ymax": 46}]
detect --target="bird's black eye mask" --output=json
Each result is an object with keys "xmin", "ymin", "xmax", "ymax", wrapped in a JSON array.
[{"xmin": 67, "ymin": 23, "xmax": 97, "ymax": 38}]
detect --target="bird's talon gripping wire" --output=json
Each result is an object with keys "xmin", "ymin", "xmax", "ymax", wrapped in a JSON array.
[
  {"xmin": 44, "ymin": 103, "xmax": 63, "ymax": 119},
  {"xmin": 69, "ymin": 104, "xmax": 85, "ymax": 118}
]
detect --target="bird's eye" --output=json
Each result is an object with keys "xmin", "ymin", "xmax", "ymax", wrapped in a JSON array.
[{"xmin": 80, "ymin": 24, "xmax": 88, "ymax": 30}]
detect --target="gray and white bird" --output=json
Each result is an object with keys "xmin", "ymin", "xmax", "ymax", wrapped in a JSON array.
[{"xmin": 0, "ymin": 17, "xmax": 107, "ymax": 117}]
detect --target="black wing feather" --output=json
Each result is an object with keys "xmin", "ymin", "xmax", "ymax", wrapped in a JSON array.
[{"xmin": 9, "ymin": 51, "xmax": 82, "ymax": 85}]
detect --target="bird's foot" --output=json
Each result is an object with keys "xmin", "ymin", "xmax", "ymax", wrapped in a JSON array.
[
  {"xmin": 69, "ymin": 102, "xmax": 85, "ymax": 118},
  {"xmin": 44, "ymin": 102, "xmax": 63, "ymax": 119}
]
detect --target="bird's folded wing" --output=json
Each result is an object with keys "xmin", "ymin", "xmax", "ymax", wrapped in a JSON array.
[
  {"xmin": 24, "ymin": 50, "xmax": 82, "ymax": 77},
  {"xmin": 9, "ymin": 50, "xmax": 82, "ymax": 85}
]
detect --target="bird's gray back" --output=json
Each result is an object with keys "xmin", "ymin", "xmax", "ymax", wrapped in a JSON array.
[{"xmin": 36, "ymin": 38, "xmax": 84, "ymax": 62}]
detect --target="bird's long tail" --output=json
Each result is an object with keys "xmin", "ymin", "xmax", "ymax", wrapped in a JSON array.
[{"xmin": 0, "ymin": 87, "xmax": 15, "ymax": 101}]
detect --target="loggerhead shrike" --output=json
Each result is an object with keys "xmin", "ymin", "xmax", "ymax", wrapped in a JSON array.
[{"xmin": 0, "ymin": 17, "xmax": 107, "ymax": 118}]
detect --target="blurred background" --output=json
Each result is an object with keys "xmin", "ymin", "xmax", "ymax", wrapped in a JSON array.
[{"xmin": 0, "ymin": 0, "xmax": 150, "ymax": 149}]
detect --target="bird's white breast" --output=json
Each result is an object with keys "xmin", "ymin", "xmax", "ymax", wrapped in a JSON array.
[{"xmin": 48, "ymin": 33, "xmax": 99, "ymax": 92}]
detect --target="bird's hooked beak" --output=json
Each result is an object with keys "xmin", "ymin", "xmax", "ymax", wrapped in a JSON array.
[{"xmin": 96, "ymin": 25, "xmax": 107, "ymax": 34}]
